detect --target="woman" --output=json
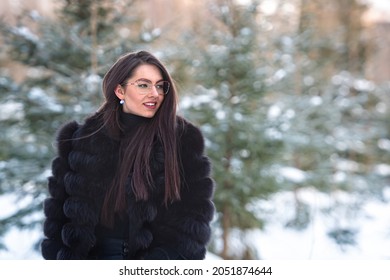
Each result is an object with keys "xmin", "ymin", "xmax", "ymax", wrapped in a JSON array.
[{"xmin": 41, "ymin": 50, "xmax": 215, "ymax": 260}]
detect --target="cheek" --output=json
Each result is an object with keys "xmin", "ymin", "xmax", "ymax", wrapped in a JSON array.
[{"xmin": 125, "ymin": 94, "xmax": 141, "ymax": 103}]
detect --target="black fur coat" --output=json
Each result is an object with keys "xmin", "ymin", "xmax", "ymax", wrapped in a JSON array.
[{"xmin": 41, "ymin": 113, "xmax": 215, "ymax": 260}]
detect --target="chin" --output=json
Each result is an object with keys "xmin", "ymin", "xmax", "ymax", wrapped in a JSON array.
[{"xmin": 143, "ymin": 112, "xmax": 157, "ymax": 118}]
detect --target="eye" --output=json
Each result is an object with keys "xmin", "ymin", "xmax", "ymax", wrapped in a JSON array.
[
  {"xmin": 155, "ymin": 84, "xmax": 164, "ymax": 90},
  {"xmin": 137, "ymin": 83, "xmax": 150, "ymax": 89}
]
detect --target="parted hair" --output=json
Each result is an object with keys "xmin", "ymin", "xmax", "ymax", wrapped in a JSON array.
[{"xmin": 99, "ymin": 51, "xmax": 181, "ymax": 227}]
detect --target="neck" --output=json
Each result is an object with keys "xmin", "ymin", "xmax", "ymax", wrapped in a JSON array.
[{"xmin": 119, "ymin": 109, "xmax": 149, "ymax": 134}]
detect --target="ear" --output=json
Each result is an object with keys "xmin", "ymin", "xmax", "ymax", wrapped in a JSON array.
[{"xmin": 114, "ymin": 85, "xmax": 125, "ymax": 100}]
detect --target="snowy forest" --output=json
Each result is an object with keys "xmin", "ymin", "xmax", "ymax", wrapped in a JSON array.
[{"xmin": 0, "ymin": 0, "xmax": 389, "ymax": 260}]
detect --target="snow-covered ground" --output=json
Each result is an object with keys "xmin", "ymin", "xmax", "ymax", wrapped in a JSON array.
[
  {"xmin": 255, "ymin": 194, "xmax": 390, "ymax": 259},
  {"xmin": 0, "ymin": 189, "xmax": 389, "ymax": 260}
]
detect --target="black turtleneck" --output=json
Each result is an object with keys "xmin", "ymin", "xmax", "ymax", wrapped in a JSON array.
[{"xmin": 119, "ymin": 109, "xmax": 149, "ymax": 135}]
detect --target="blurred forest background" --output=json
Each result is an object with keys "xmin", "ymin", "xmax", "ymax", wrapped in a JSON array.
[{"xmin": 0, "ymin": 0, "xmax": 389, "ymax": 260}]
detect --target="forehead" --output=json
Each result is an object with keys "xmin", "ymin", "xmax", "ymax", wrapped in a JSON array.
[{"xmin": 131, "ymin": 64, "xmax": 163, "ymax": 81}]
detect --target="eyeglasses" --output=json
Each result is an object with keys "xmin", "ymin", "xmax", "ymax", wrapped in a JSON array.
[{"xmin": 125, "ymin": 80, "xmax": 170, "ymax": 95}]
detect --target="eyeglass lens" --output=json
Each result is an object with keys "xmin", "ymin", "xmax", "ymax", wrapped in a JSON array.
[{"xmin": 136, "ymin": 81, "xmax": 170, "ymax": 95}]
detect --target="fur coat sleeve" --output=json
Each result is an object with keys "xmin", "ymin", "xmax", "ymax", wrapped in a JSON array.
[
  {"xmin": 144, "ymin": 120, "xmax": 215, "ymax": 260},
  {"xmin": 41, "ymin": 116, "xmax": 120, "ymax": 260},
  {"xmin": 41, "ymin": 121, "xmax": 79, "ymax": 259}
]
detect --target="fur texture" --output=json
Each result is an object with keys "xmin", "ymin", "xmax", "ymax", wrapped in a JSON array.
[{"xmin": 41, "ymin": 114, "xmax": 215, "ymax": 260}]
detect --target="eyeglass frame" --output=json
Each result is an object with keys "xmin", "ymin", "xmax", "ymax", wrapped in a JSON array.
[{"xmin": 123, "ymin": 79, "xmax": 170, "ymax": 95}]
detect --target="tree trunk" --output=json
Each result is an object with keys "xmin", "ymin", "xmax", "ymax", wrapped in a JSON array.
[{"xmin": 221, "ymin": 204, "xmax": 230, "ymax": 259}]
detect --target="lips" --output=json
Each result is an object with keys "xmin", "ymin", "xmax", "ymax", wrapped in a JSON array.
[{"xmin": 143, "ymin": 102, "xmax": 157, "ymax": 109}]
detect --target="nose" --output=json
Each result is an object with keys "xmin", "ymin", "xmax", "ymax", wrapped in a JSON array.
[{"xmin": 149, "ymin": 86, "xmax": 159, "ymax": 97}]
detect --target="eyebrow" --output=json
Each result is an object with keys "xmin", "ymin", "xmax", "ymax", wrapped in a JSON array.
[{"xmin": 135, "ymin": 78, "xmax": 164, "ymax": 83}]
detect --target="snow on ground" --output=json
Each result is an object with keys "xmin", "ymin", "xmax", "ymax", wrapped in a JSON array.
[
  {"xmin": 252, "ymin": 189, "xmax": 390, "ymax": 260},
  {"xmin": 0, "ymin": 227, "xmax": 42, "ymax": 260},
  {"xmin": 252, "ymin": 200, "xmax": 390, "ymax": 259},
  {"xmin": 0, "ymin": 193, "xmax": 43, "ymax": 260}
]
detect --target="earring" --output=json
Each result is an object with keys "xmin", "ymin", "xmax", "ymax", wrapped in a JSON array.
[{"xmin": 119, "ymin": 99, "xmax": 125, "ymax": 105}]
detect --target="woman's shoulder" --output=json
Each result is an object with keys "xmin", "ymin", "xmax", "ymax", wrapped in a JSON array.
[
  {"xmin": 176, "ymin": 116, "xmax": 205, "ymax": 155},
  {"xmin": 176, "ymin": 115, "xmax": 203, "ymax": 132},
  {"xmin": 59, "ymin": 111, "xmax": 105, "ymax": 135},
  {"xmin": 56, "ymin": 112, "xmax": 111, "ymax": 152},
  {"xmin": 55, "ymin": 121, "xmax": 80, "ymax": 158},
  {"xmin": 56, "ymin": 121, "xmax": 80, "ymax": 142},
  {"xmin": 74, "ymin": 112, "xmax": 105, "ymax": 136}
]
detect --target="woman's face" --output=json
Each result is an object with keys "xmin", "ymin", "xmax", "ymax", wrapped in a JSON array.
[{"xmin": 115, "ymin": 64, "xmax": 165, "ymax": 118}]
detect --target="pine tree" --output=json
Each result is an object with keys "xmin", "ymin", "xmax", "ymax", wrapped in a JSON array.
[
  {"xmin": 268, "ymin": 0, "xmax": 389, "ymax": 247},
  {"xmin": 179, "ymin": 0, "xmax": 282, "ymax": 259}
]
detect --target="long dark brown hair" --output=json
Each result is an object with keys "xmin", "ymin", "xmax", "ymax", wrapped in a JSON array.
[{"xmin": 99, "ymin": 51, "xmax": 181, "ymax": 227}]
